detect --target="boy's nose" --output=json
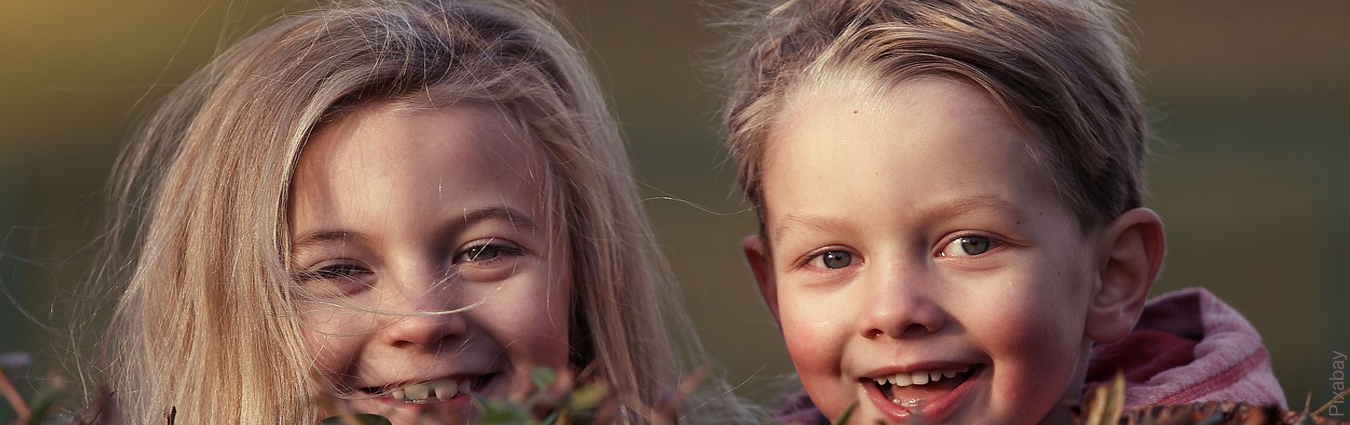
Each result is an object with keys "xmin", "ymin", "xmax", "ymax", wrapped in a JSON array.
[{"xmin": 857, "ymin": 265, "xmax": 946, "ymax": 339}]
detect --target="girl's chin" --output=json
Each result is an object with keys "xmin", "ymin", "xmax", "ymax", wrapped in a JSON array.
[{"xmin": 347, "ymin": 394, "xmax": 477, "ymax": 424}]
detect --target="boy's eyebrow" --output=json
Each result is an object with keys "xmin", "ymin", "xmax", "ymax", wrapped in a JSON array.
[
  {"xmin": 290, "ymin": 206, "xmax": 538, "ymax": 252},
  {"xmin": 923, "ymin": 195, "xmax": 1027, "ymax": 223},
  {"xmin": 773, "ymin": 214, "xmax": 852, "ymax": 242},
  {"xmin": 771, "ymin": 195, "xmax": 1025, "ymax": 242}
]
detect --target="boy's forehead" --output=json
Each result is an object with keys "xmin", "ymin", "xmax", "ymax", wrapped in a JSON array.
[
  {"xmin": 758, "ymin": 76, "xmax": 1081, "ymax": 242},
  {"xmin": 779, "ymin": 72, "xmax": 893, "ymax": 118},
  {"xmin": 779, "ymin": 73, "xmax": 1029, "ymax": 137}
]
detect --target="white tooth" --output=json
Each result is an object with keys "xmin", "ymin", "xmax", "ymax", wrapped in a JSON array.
[
  {"xmin": 960, "ymin": 366, "xmax": 971, "ymax": 373},
  {"xmin": 891, "ymin": 373, "xmax": 912, "ymax": 387},
  {"xmin": 405, "ymin": 383, "xmax": 430, "ymax": 401},
  {"xmin": 435, "ymin": 380, "xmax": 458, "ymax": 401},
  {"xmin": 911, "ymin": 371, "xmax": 929, "ymax": 385},
  {"xmin": 943, "ymin": 370, "xmax": 957, "ymax": 378},
  {"xmin": 391, "ymin": 389, "xmax": 405, "ymax": 401},
  {"xmin": 459, "ymin": 380, "xmax": 471, "ymax": 394},
  {"xmin": 929, "ymin": 371, "xmax": 942, "ymax": 382},
  {"xmin": 874, "ymin": 377, "xmax": 886, "ymax": 385}
]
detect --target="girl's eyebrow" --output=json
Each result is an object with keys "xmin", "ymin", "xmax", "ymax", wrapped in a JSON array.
[
  {"xmin": 290, "ymin": 206, "xmax": 539, "ymax": 253},
  {"xmin": 290, "ymin": 229, "xmax": 370, "ymax": 253},
  {"xmin": 453, "ymin": 206, "xmax": 537, "ymax": 231}
]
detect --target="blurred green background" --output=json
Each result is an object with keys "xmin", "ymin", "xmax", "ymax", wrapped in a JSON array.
[{"xmin": 1, "ymin": 0, "xmax": 1347, "ymax": 417}]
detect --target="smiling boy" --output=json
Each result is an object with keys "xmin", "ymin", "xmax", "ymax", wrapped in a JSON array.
[{"xmin": 723, "ymin": 0, "xmax": 1285, "ymax": 423}]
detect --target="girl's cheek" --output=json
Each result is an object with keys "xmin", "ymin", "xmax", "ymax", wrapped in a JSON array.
[{"xmin": 299, "ymin": 306, "xmax": 370, "ymax": 372}]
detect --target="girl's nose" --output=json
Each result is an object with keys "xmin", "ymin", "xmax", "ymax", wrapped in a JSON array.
[
  {"xmin": 378, "ymin": 272, "xmax": 469, "ymax": 350},
  {"xmin": 857, "ymin": 263, "xmax": 946, "ymax": 339},
  {"xmin": 381, "ymin": 308, "xmax": 469, "ymax": 350}
]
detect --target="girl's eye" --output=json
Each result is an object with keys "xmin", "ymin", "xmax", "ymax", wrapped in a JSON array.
[
  {"xmin": 808, "ymin": 250, "xmax": 854, "ymax": 269},
  {"xmin": 297, "ymin": 262, "xmax": 370, "ymax": 282},
  {"xmin": 454, "ymin": 241, "xmax": 524, "ymax": 264},
  {"xmin": 938, "ymin": 236, "xmax": 997, "ymax": 257}
]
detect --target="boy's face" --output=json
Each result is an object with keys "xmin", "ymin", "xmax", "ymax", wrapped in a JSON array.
[{"xmin": 746, "ymin": 77, "xmax": 1100, "ymax": 424}]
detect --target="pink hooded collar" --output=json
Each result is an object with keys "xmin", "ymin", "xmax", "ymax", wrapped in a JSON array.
[
  {"xmin": 776, "ymin": 288, "xmax": 1287, "ymax": 423},
  {"xmin": 1084, "ymin": 287, "xmax": 1286, "ymax": 409}
]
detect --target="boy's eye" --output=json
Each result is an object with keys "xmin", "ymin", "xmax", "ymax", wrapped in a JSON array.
[
  {"xmin": 808, "ymin": 250, "xmax": 854, "ymax": 269},
  {"xmin": 938, "ymin": 236, "xmax": 995, "ymax": 257}
]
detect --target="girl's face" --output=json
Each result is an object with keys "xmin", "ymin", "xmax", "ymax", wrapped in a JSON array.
[{"xmin": 288, "ymin": 103, "xmax": 571, "ymax": 424}]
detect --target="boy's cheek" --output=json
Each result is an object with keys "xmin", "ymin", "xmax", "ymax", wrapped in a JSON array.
[
  {"xmin": 777, "ymin": 290, "xmax": 858, "ymax": 408},
  {"xmin": 777, "ymin": 289, "xmax": 856, "ymax": 352}
]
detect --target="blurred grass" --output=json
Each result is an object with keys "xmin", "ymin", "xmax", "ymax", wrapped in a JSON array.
[{"xmin": 1, "ymin": 0, "xmax": 1346, "ymax": 419}]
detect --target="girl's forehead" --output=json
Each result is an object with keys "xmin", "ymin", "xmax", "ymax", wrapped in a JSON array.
[
  {"xmin": 291, "ymin": 103, "xmax": 549, "ymax": 212},
  {"xmin": 304, "ymin": 103, "xmax": 536, "ymax": 168}
]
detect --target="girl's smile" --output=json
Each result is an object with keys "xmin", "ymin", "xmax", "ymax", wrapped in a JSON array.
[{"xmin": 289, "ymin": 102, "xmax": 572, "ymax": 424}]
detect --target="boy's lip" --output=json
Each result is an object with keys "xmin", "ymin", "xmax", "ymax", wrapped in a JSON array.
[
  {"xmin": 858, "ymin": 360, "xmax": 979, "ymax": 378},
  {"xmin": 858, "ymin": 363, "xmax": 985, "ymax": 423}
]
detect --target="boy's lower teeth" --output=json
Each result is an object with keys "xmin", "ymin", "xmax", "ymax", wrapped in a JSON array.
[
  {"xmin": 873, "ymin": 367, "xmax": 974, "ymax": 406},
  {"xmin": 892, "ymin": 397, "xmax": 924, "ymax": 408}
]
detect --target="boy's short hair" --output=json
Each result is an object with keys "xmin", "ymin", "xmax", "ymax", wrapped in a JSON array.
[{"xmin": 725, "ymin": 0, "xmax": 1149, "ymax": 231}]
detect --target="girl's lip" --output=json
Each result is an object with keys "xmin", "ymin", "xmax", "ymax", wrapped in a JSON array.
[
  {"xmin": 357, "ymin": 392, "xmax": 475, "ymax": 424},
  {"xmin": 353, "ymin": 372, "xmax": 502, "ymax": 422},
  {"xmin": 363, "ymin": 372, "xmax": 497, "ymax": 395},
  {"xmin": 365, "ymin": 371, "xmax": 502, "ymax": 402},
  {"xmin": 861, "ymin": 364, "xmax": 984, "ymax": 423}
]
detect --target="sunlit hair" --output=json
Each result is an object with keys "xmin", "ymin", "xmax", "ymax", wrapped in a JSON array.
[
  {"xmin": 96, "ymin": 0, "xmax": 740, "ymax": 422},
  {"xmin": 724, "ymin": 0, "xmax": 1149, "ymax": 232}
]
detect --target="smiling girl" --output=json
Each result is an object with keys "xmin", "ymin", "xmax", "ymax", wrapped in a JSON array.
[{"xmin": 95, "ymin": 1, "xmax": 742, "ymax": 423}]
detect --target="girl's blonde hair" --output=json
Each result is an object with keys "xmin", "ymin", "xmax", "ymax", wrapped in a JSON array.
[{"xmin": 97, "ymin": 0, "xmax": 729, "ymax": 422}]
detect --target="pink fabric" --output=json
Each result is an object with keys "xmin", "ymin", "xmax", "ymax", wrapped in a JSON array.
[
  {"xmin": 1084, "ymin": 288, "xmax": 1287, "ymax": 409},
  {"xmin": 777, "ymin": 288, "xmax": 1287, "ymax": 422},
  {"xmin": 777, "ymin": 391, "xmax": 829, "ymax": 425}
]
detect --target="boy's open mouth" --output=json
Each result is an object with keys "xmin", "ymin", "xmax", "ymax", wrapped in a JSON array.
[
  {"xmin": 358, "ymin": 373, "xmax": 498, "ymax": 404},
  {"xmin": 862, "ymin": 364, "xmax": 980, "ymax": 408}
]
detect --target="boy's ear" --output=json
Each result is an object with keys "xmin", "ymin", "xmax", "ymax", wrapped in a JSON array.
[
  {"xmin": 1085, "ymin": 207, "xmax": 1166, "ymax": 343},
  {"xmin": 742, "ymin": 235, "xmax": 781, "ymax": 323}
]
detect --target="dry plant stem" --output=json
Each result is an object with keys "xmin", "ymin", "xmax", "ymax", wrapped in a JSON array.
[
  {"xmin": 651, "ymin": 365, "xmax": 710, "ymax": 425},
  {"xmin": 0, "ymin": 366, "xmax": 30, "ymax": 418},
  {"xmin": 69, "ymin": 389, "xmax": 113, "ymax": 425},
  {"xmin": 1312, "ymin": 387, "xmax": 1350, "ymax": 417},
  {"xmin": 163, "ymin": 406, "xmax": 176, "ymax": 425},
  {"xmin": 333, "ymin": 398, "xmax": 368, "ymax": 425}
]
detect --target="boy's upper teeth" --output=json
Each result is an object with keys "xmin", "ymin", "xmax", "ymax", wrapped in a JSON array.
[
  {"xmin": 878, "ymin": 366, "xmax": 971, "ymax": 387},
  {"xmin": 388, "ymin": 378, "xmax": 466, "ymax": 402}
]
